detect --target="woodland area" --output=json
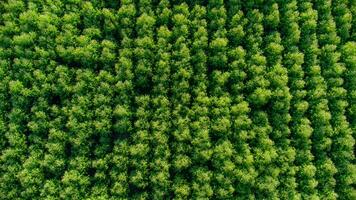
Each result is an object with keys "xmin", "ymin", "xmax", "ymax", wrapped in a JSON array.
[{"xmin": 0, "ymin": 0, "xmax": 355, "ymax": 199}]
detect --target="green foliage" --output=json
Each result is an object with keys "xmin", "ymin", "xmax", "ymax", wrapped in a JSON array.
[{"xmin": 0, "ymin": 0, "xmax": 354, "ymax": 199}]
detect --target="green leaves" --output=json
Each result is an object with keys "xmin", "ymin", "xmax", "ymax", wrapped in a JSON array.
[{"xmin": 0, "ymin": 0, "xmax": 354, "ymax": 199}]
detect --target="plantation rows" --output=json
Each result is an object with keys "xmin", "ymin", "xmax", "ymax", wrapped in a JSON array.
[{"xmin": 0, "ymin": 0, "xmax": 355, "ymax": 199}]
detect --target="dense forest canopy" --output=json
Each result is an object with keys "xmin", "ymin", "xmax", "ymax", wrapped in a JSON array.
[{"xmin": 0, "ymin": 0, "xmax": 355, "ymax": 199}]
